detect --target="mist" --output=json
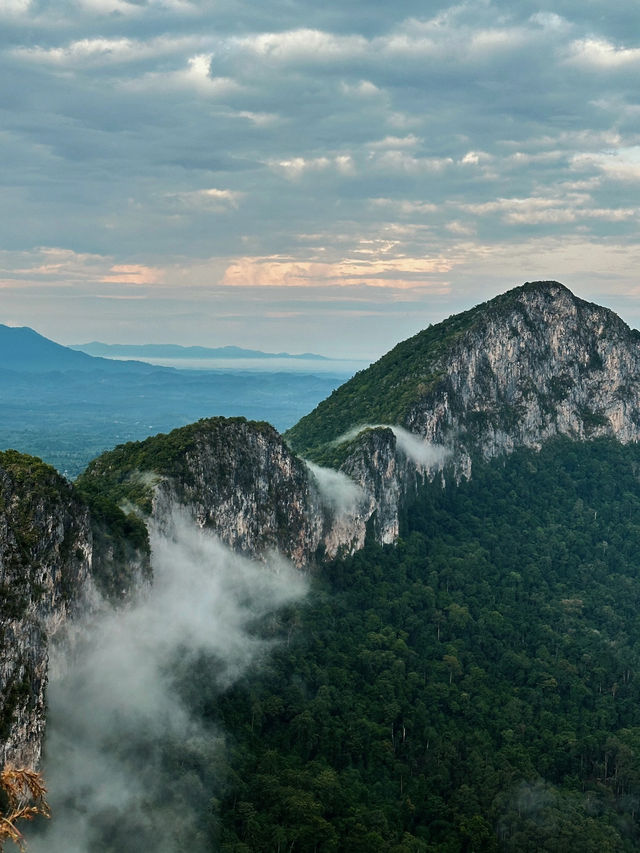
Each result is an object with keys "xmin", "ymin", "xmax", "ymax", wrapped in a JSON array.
[
  {"xmin": 335, "ymin": 424, "xmax": 450, "ymax": 469},
  {"xmin": 29, "ymin": 511, "xmax": 307, "ymax": 853},
  {"xmin": 305, "ymin": 460, "xmax": 364, "ymax": 514},
  {"xmin": 390, "ymin": 426, "xmax": 450, "ymax": 468}
]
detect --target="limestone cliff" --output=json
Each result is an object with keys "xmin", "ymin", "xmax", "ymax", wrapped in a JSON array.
[
  {"xmin": 150, "ymin": 419, "xmax": 326, "ymax": 565},
  {"xmin": 77, "ymin": 417, "xmax": 404, "ymax": 566},
  {"xmin": 77, "ymin": 418, "xmax": 327, "ymax": 567},
  {"xmin": 286, "ymin": 281, "xmax": 640, "ymax": 532},
  {"xmin": 403, "ymin": 281, "xmax": 640, "ymax": 475},
  {"xmin": 0, "ymin": 451, "xmax": 91, "ymax": 769}
]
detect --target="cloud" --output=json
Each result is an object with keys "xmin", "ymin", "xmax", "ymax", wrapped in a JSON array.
[
  {"xmin": 305, "ymin": 460, "xmax": 363, "ymax": 514},
  {"xmin": 368, "ymin": 134, "xmax": 422, "ymax": 150},
  {"xmin": 100, "ymin": 264, "xmax": 164, "ymax": 284},
  {"xmin": 0, "ymin": 0, "xmax": 31, "ymax": 15},
  {"xmin": 233, "ymin": 28, "xmax": 368, "ymax": 63},
  {"xmin": 123, "ymin": 54, "xmax": 242, "ymax": 97},
  {"xmin": 391, "ymin": 425, "xmax": 451, "ymax": 467},
  {"xmin": 74, "ymin": 0, "xmax": 140, "ymax": 15},
  {"xmin": 220, "ymin": 254, "xmax": 454, "ymax": 289},
  {"xmin": 270, "ymin": 156, "xmax": 337, "ymax": 179},
  {"xmin": 380, "ymin": 16, "xmax": 533, "ymax": 64},
  {"xmin": 0, "ymin": 248, "xmax": 166, "ymax": 289},
  {"xmin": 166, "ymin": 187, "xmax": 244, "ymax": 210},
  {"xmin": 572, "ymin": 147, "xmax": 640, "ymax": 182},
  {"xmin": 528, "ymin": 12, "xmax": 570, "ymax": 32},
  {"xmin": 15, "ymin": 36, "xmax": 205, "ymax": 67},
  {"xmin": 566, "ymin": 38, "xmax": 640, "ymax": 70},
  {"xmin": 340, "ymin": 79, "xmax": 383, "ymax": 98},
  {"xmin": 369, "ymin": 198, "xmax": 438, "ymax": 215},
  {"xmin": 460, "ymin": 150, "xmax": 492, "ymax": 166},
  {"xmin": 455, "ymin": 192, "xmax": 640, "ymax": 226},
  {"xmin": 1, "ymin": 247, "xmax": 113, "ymax": 284},
  {"xmin": 334, "ymin": 424, "xmax": 449, "ymax": 469},
  {"xmin": 30, "ymin": 511, "xmax": 307, "ymax": 853},
  {"xmin": 369, "ymin": 150, "xmax": 454, "ymax": 175}
]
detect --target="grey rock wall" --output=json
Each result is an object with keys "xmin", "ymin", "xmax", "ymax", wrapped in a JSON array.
[{"xmin": 0, "ymin": 454, "xmax": 92, "ymax": 769}]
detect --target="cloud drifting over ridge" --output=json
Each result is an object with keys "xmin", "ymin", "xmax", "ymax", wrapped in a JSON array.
[
  {"xmin": 3, "ymin": 1, "xmax": 640, "ymax": 353},
  {"xmin": 336, "ymin": 424, "xmax": 450, "ymax": 469}
]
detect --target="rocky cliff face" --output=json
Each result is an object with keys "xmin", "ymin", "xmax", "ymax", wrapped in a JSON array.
[
  {"xmin": 151, "ymin": 419, "xmax": 326, "ymax": 566},
  {"xmin": 77, "ymin": 417, "xmax": 404, "ymax": 567},
  {"xmin": 284, "ymin": 281, "xmax": 640, "ymax": 535},
  {"xmin": 403, "ymin": 281, "xmax": 640, "ymax": 477},
  {"xmin": 0, "ymin": 452, "xmax": 91, "ymax": 769}
]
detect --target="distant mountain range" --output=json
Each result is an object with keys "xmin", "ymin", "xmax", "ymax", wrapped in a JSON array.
[
  {"xmin": 70, "ymin": 342, "xmax": 330, "ymax": 360},
  {"xmin": 0, "ymin": 324, "xmax": 152, "ymax": 373}
]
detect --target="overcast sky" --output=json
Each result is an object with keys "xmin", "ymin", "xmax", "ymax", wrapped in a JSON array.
[{"xmin": 1, "ymin": 0, "xmax": 639, "ymax": 358}]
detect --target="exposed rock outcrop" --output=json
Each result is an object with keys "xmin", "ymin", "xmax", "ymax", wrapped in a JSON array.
[
  {"xmin": 0, "ymin": 452, "xmax": 92, "ymax": 769},
  {"xmin": 287, "ymin": 281, "xmax": 640, "ymax": 533},
  {"xmin": 151, "ymin": 419, "xmax": 326, "ymax": 566},
  {"xmin": 403, "ymin": 281, "xmax": 640, "ymax": 474}
]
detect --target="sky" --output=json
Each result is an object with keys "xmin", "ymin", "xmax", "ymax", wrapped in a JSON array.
[{"xmin": 1, "ymin": 0, "xmax": 640, "ymax": 359}]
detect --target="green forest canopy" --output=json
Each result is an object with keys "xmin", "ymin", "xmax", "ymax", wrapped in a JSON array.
[{"xmin": 209, "ymin": 437, "xmax": 640, "ymax": 852}]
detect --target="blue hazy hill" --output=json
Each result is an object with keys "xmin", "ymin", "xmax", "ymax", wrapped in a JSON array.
[
  {"xmin": 0, "ymin": 324, "xmax": 151, "ymax": 373},
  {"xmin": 71, "ymin": 341, "xmax": 330, "ymax": 361}
]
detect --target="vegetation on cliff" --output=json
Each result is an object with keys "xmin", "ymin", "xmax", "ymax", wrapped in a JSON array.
[
  {"xmin": 284, "ymin": 301, "xmax": 478, "ymax": 460},
  {"xmin": 0, "ymin": 450, "xmax": 87, "ymax": 614},
  {"xmin": 0, "ymin": 766, "xmax": 50, "ymax": 851}
]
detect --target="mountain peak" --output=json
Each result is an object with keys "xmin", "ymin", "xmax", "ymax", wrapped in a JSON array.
[
  {"xmin": 467, "ymin": 280, "xmax": 582, "ymax": 322},
  {"xmin": 512, "ymin": 279, "xmax": 571, "ymax": 296}
]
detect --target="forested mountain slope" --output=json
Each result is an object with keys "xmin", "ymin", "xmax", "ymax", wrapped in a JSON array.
[{"xmin": 213, "ymin": 438, "xmax": 640, "ymax": 852}]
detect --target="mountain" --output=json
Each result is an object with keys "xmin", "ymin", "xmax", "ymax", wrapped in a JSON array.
[
  {"xmin": 286, "ymin": 280, "xmax": 640, "ymax": 476},
  {"xmin": 70, "ymin": 281, "xmax": 640, "ymax": 577},
  {"xmin": 68, "ymin": 280, "xmax": 640, "ymax": 569},
  {"xmin": 8, "ymin": 279, "xmax": 640, "ymax": 849},
  {"xmin": 0, "ymin": 324, "xmax": 151, "ymax": 373},
  {"xmin": 70, "ymin": 341, "xmax": 330, "ymax": 361}
]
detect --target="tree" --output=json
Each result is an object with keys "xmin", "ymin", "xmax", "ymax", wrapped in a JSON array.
[{"xmin": 0, "ymin": 767, "xmax": 50, "ymax": 851}]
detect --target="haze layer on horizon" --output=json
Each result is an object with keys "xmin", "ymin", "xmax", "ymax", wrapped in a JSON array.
[{"xmin": 2, "ymin": 0, "xmax": 640, "ymax": 359}]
